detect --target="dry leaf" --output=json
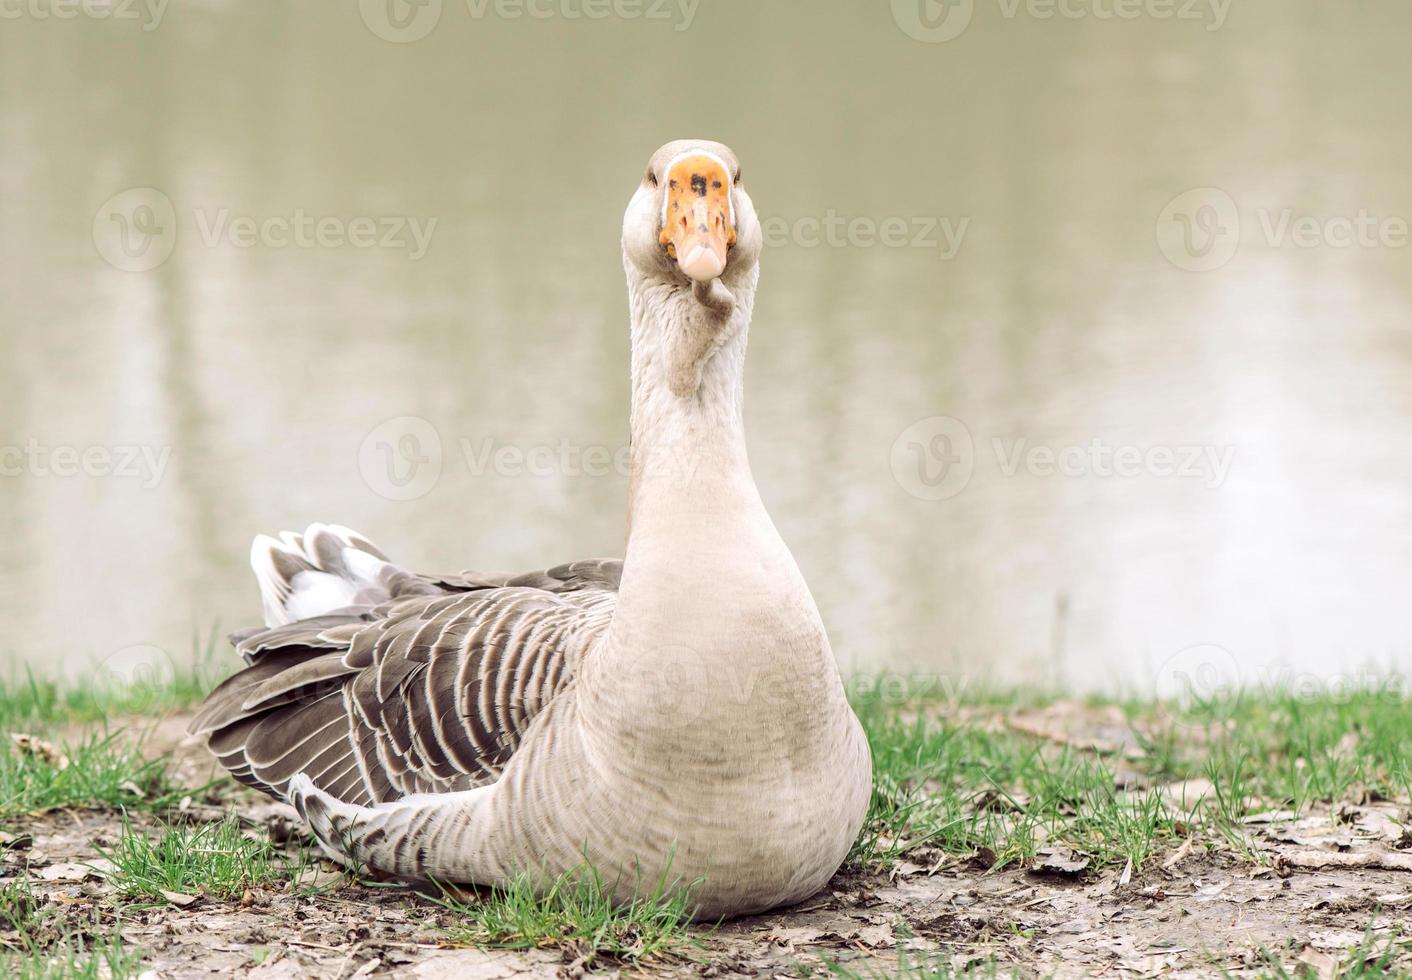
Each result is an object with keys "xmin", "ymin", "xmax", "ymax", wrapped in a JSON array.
[
  {"xmin": 763, "ymin": 926, "xmax": 826, "ymax": 949},
  {"xmin": 1031, "ymin": 848, "xmax": 1091, "ymax": 877},
  {"xmin": 9, "ymin": 733, "xmax": 69, "ymax": 771},
  {"xmin": 850, "ymin": 923, "xmax": 895, "ymax": 949},
  {"xmin": 1296, "ymin": 947, "xmax": 1338, "ymax": 980},
  {"xmin": 1159, "ymin": 779, "xmax": 1215, "ymax": 810},
  {"xmin": 160, "ymin": 890, "xmax": 203, "ymax": 908},
  {"xmin": 0, "ymin": 831, "xmax": 33, "ymax": 851},
  {"xmin": 34, "ymin": 861, "xmax": 103, "ymax": 882},
  {"xmin": 1162, "ymin": 837, "xmax": 1196, "ymax": 870}
]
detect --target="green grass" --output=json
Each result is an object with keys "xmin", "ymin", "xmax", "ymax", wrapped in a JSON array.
[
  {"xmin": 813, "ymin": 923, "xmax": 1015, "ymax": 978},
  {"xmin": 1247, "ymin": 916, "xmax": 1411, "ymax": 978},
  {"xmin": 847, "ymin": 676, "xmax": 1412, "ymax": 875},
  {"xmin": 850, "ymin": 686, "xmax": 1187, "ymax": 870},
  {"xmin": 1165, "ymin": 687, "xmax": 1412, "ymax": 810},
  {"xmin": 0, "ymin": 730, "xmax": 186, "ymax": 820},
  {"xmin": 0, "ymin": 629, "xmax": 220, "ymax": 729},
  {"xmin": 0, "ymin": 877, "xmax": 145, "ymax": 979},
  {"xmin": 435, "ymin": 863, "xmax": 701, "ymax": 966},
  {"xmin": 819, "ymin": 950, "xmax": 1015, "ymax": 979},
  {"xmin": 0, "ymin": 662, "xmax": 1406, "ymax": 975},
  {"xmin": 0, "ymin": 930, "xmax": 144, "ymax": 980},
  {"xmin": 96, "ymin": 817, "xmax": 291, "ymax": 901},
  {"xmin": 0, "ymin": 634, "xmax": 215, "ymax": 824}
]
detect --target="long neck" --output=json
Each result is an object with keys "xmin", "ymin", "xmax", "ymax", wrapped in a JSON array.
[
  {"xmin": 623, "ymin": 268, "xmax": 760, "ymax": 544},
  {"xmin": 581, "ymin": 262, "xmax": 834, "ymax": 746}
]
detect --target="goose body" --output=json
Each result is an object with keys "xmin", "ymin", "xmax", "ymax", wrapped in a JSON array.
[{"xmin": 192, "ymin": 141, "xmax": 872, "ymax": 919}]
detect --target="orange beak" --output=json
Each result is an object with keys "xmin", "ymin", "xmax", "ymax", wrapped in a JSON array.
[{"xmin": 659, "ymin": 152, "xmax": 736, "ymax": 282}]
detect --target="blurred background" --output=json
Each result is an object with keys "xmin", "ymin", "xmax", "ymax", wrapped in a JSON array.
[{"xmin": 1, "ymin": 0, "xmax": 1409, "ymax": 693}]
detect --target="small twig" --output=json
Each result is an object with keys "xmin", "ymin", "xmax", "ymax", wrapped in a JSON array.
[
  {"xmin": 1278, "ymin": 850, "xmax": 1412, "ymax": 873},
  {"xmin": 286, "ymin": 939, "xmax": 352, "ymax": 954},
  {"xmin": 332, "ymin": 942, "xmax": 363, "ymax": 980}
]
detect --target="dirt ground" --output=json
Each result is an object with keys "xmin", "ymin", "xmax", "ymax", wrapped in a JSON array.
[{"xmin": 6, "ymin": 715, "xmax": 1412, "ymax": 979}]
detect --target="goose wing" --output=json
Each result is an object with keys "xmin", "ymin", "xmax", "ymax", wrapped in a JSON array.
[{"xmin": 190, "ymin": 559, "xmax": 620, "ymax": 806}]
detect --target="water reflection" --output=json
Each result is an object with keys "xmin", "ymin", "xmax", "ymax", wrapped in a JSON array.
[{"xmin": 1, "ymin": 0, "xmax": 1410, "ymax": 690}]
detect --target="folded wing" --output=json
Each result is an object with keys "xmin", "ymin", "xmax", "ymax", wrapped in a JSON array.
[{"xmin": 190, "ymin": 558, "xmax": 620, "ymax": 807}]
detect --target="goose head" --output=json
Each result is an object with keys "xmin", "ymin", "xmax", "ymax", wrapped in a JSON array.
[{"xmin": 622, "ymin": 139, "xmax": 763, "ymax": 398}]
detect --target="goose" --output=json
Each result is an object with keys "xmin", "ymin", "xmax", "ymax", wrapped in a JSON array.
[{"xmin": 190, "ymin": 139, "xmax": 873, "ymax": 920}]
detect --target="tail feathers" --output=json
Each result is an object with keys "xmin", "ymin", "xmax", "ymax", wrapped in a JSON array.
[{"xmin": 251, "ymin": 523, "xmax": 403, "ymax": 628}]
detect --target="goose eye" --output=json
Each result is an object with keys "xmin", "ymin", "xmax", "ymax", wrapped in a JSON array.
[
  {"xmin": 647, "ymin": 171, "xmax": 659, "ymax": 188},
  {"xmin": 733, "ymin": 170, "xmax": 742, "ymax": 186}
]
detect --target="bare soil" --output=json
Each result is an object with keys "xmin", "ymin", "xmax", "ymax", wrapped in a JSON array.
[{"xmin": 5, "ymin": 714, "xmax": 1411, "ymax": 979}]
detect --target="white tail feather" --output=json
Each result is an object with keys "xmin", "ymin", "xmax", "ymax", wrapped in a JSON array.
[{"xmin": 250, "ymin": 523, "xmax": 400, "ymax": 628}]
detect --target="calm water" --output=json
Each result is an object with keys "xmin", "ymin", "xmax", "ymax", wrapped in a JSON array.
[{"xmin": 2, "ymin": 0, "xmax": 1411, "ymax": 693}]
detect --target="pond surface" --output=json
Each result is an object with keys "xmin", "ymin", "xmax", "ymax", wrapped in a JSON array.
[{"xmin": 2, "ymin": 0, "xmax": 1410, "ymax": 693}]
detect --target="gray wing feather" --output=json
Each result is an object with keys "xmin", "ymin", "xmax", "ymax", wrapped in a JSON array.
[{"xmin": 191, "ymin": 560, "xmax": 619, "ymax": 806}]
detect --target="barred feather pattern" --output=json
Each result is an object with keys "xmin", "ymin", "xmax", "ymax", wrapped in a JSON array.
[{"xmin": 190, "ymin": 550, "xmax": 620, "ymax": 809}]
